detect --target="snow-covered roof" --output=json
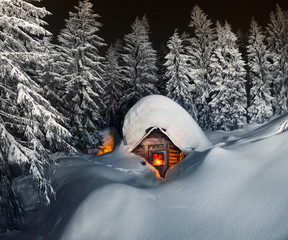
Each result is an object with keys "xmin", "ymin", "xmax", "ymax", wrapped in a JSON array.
[{"xmin": 122, "ymin": 95, "xmax": 211, "ymax": 155}]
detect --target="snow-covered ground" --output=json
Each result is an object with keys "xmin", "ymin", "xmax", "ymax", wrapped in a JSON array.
[{"xmin": 2, "ymin": 113, "xmax": 288, "ymax": 240}]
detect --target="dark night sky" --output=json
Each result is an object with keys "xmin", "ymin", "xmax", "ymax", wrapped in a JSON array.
[{"xmin": 38, "ymin": 0, "xmax": 288, "ymax": 48}]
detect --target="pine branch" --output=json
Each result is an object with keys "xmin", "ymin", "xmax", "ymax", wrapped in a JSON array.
[{"xmin": 0, "ymin": 110, "xmax": 39, "ymax": 126}]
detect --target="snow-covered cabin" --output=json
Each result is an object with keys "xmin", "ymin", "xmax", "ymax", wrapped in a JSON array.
[{"xmin": 122, "ymin": 95, "xmax": 211, "ymax": 177}]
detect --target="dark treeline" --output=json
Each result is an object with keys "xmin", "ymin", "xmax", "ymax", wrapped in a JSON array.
[{"xmin": 0, "ymin": 0, "xmax": 287, "ymax": 232}]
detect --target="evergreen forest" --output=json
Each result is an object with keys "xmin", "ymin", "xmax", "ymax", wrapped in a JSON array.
[{"xmin": 0, "ymin": 0, "xmax": 288, "ymax": 232}]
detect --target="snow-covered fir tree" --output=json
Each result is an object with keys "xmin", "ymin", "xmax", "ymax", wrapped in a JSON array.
[
  {"xmin": 266, "ymin": 4, "xmax": 288, "ymax": 115},
  {"xmin": 187, "ymin": 5, "xmax": 215, "ymax": 129},
  {"xmin": 0, "ymin": 0, "xmax": 75, "ymax": 231},
  {"xmin": 37, "ymin": 37, "xmax": 69, "ymax": 116},
  {"xmin": 57, "ymin": 0, "xmax": 106, "ymax": 150},
  {"xmin": 208, "ymin": 21, "xmax": 247, "ymax": 131},
  {"xmin": 103, "ymin": 44, "xmax": 124, "ymax": 129},
  {"xmin": 246, "ymin": 19, "xmax": 273, "ymax": 124},
  {"xmin": 0, "ymin": 145, "xmax": 25, "ymax": 232},
  {"xmin": 155, "ymin": 44, "xmax": 169, "ymax": 94},
  {"xmin": 120, "ymin": 16, "xmax": 159, "ymax": 115},
  {"xmin": 164, "ymin": 31, "xmax": 197, "ymax": 119}
]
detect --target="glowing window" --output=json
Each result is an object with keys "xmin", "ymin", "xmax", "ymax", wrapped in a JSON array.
[{"xmin": 153, "ymin": 153, "xmax": 164, "ymax": 166}]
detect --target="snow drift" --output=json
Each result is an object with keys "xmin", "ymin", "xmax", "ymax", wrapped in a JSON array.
[
  {"xmin": 122, "ymin": 94, "xmax": 211, "ymax": 155},
  {"xmin": 2, "ymin": 114, "xmax": 288, "ymax": 240}
]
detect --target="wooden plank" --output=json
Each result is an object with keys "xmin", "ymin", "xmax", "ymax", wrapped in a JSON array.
[{"xmin": 132, "ymin": 128, "xmax": 186, "ymax": 176}]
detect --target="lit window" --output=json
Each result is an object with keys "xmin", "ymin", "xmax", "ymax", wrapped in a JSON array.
[{"xmin": 153, "ymin": 153, "xmax": 164, "ymax": 166}]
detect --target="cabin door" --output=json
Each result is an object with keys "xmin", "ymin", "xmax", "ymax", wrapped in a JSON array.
[{"xmin": 151, "ymin": 151, "xmax": 168, "ymax": 177}]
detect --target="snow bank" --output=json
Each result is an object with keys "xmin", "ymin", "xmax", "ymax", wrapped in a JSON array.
[
  {"xmin": 278, "ymin": 119, "xmax": 288, "ymax": 133},
  {"xmin": 4, "ymin": 114, "xmax": 288, "ymax": 240},
  {"xmin": 122, "ymin": 94, "xmax": 211, "ymax": 155},
  {"xmin": 206, "ymin": 112, "xmax": 288, "ymax": 145},
  {"xmin": 60, "ymin": 128, "xmax": 288, "ymax": 240}
]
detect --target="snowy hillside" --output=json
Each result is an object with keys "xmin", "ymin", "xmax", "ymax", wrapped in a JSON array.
[{"xmin": 2, "ymin": 113, "xmax": 288, "ymax": 240}]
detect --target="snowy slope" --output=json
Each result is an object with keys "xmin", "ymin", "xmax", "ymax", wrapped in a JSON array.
[{"xmin": 2, "ymin": 114, "xmax": 288, "ymax": 240}]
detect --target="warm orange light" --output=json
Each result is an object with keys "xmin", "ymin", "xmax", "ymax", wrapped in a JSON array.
[
  {"xmin": 153, "ymin": 153, "xmax": 164, "ymax": 166},
  {"xmin": 97, "ymin": 132, "xmax": 114, "ymax": 155},
  {"xmin": 154, "ymin": 159, "xmax": 163, "ymax": 165},
  {"xmin": 155, "ymin": 169, "xmax": 161, "ymax": 178}
]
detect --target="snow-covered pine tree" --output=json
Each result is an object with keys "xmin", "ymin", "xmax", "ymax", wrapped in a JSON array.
[
  {"xmin": 103, "ymin": 44, "xmax": 124, "ymax": 129},
  {"xmin": 246, "ymin": 19, "xmax": 273, "ymax": 124},
  {"xmin": 156, "ymin": 44, "xmax": 169, "ymax": 94},
  {"xmin": 187, "ymin": 5, "xmax": 215, "ymax": 129},
  {"xmin": 57, "ymin": 0, "xmax": 106, "ymax": 150},
  {"xmin": 37, "ymin": 37, "xmax": 69, "ymax": 116},
  {"xmin": 0, "ymin": 150, "xmax": 25, "ymax": 232},
  {"xmin": 266, "ymin": 4, "xmax": 288, "ymax": 115},
  {"xmin": 208, "ymin": 21, "xmax": 247, "ymax": 131},
  {"xmin": 120, "ymin": 15, "xmax": 159, "ymax": 115},
  {"xmin": 164, "ymin": 31, "xmax": 197, "ymax": 119},
  {"xmin": 0, "ymin": 0, "xmax": 76, "ymax": 231}
]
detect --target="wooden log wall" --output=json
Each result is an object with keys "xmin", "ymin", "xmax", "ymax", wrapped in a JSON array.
[{"xmin": 132, "ymin": 128, "xmax": 185, "ymax": 176}]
